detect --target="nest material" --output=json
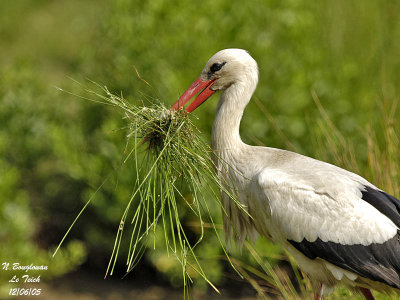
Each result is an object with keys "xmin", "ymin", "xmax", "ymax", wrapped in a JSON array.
[
  {"xmin": 95, "ymin": 89, "xmax": 224, "ymax": 280},
  {"xmin": 56, "ymin": 83, "xmax": 245, "ymax": 293},
  {"xmin": 132, "ymin": 107, "xmax": 194, "ymax": 153}
]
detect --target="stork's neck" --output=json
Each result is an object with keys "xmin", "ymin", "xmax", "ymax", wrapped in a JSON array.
[{"xmin": 211, "ymin": 81, "xmax": 256, "ymax": 153}]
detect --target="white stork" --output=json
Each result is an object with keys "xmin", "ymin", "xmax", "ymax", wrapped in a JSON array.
[{"xmin": 171, "ymin": 49, "xmax": 400, "ymax": 300}]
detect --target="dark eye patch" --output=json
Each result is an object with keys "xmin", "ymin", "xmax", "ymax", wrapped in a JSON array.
[{"xmin": 209, "ymin": 62, "xmax": 226, "ymax": 73}]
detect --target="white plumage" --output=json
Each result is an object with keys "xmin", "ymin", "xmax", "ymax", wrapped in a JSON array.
[
  {"xmin": 172, "ymin": 49, "xmax": 400, "ymax": 300},
  {"xmin": 254, "ymin": 157, "xmax": 397, "ymax": 245}
]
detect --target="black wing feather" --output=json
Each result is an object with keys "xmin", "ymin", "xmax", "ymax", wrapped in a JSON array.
[
  {"xmin": 361, "ymin": 186, "xmax": 400, "ymax": 228},
  {"xmin": 289, "ymin": 186, "xmax": 400, "ymax": 288}
]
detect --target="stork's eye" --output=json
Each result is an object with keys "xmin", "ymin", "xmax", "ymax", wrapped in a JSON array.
[{"xmin": 210, "ymin": 62, "xmax": 226, "ymax": 73}]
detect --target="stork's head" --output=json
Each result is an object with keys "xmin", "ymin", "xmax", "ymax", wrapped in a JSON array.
[{"xmin": 172, "ymin": 49, "xmax": 258, "ymax": 113}]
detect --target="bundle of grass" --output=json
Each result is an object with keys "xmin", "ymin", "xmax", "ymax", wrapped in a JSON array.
[{"xmin": 54, "ymin": 82, "xmax": 246, "ymax": 295}]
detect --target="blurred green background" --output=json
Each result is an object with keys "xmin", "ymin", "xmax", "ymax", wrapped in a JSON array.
[{"xmin": 1, "ymin": 0, "xmax": 399, "ymax": 299}]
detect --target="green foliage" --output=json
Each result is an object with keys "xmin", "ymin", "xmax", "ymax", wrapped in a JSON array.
[
  {"xmin": 0, "ymin": 59, "xmax": 87, "ymax": 299},
  {"xmin": 97, "ymin": 0, "xmax": 400, "ymax": 155},
  {"xmin": 1, "ymin": 0, "xmax": 400, "ymax": 299}
]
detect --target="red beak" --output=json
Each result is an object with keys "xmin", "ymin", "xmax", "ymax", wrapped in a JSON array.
[{"xmin": 171, "ymin": 77, "xmax": 216, "ymax": 113}]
